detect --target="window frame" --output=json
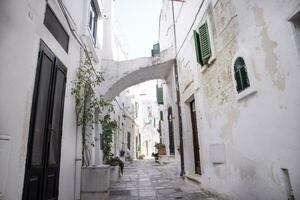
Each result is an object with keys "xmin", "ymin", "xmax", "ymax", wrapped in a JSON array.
[
  {"xmin": 88, "ymin": 0, "xmax": 98, "ymax": 43},
  {"xmin": 231, "ymin": 51, "xmax": 257, "ymax": 101},
  {"xmin": 193, "ymin": 19, "xmax": 216, "ymax": 72},
  {"xmin": 160, "ymin": 111, "xmax": 163, "ymax": 121},
  {"xmin": 234, "ymin": 57, "xmax": 250, "ymax": 93},
  {"xmin": 156, "ymin": 86, "xmax": 164, "ymax": 105},
  {"xmin": 44, "ymin": 4, "xmax": 69, "ymax": 53}
]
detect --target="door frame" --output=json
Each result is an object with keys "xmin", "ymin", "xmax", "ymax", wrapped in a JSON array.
[
  {"xmin": 22, "ymin": 40, "xmax": 67, "ymax": 200},
  {"xmin": 189, "ymin": 99, "xmax": 201, "ymax": 175}
]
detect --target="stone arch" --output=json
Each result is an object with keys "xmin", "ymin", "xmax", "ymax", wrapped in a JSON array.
[{"xmin": 100, "ymin": 48, "xmax": 175, "ymax": 100}]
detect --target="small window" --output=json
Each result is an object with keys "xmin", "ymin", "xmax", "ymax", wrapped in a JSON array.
[
  {"xmin": 234, "ymin": 57, "xmax": 250, "ymax": 93},
  {"xmin": 127, "ymin": 132, "xmax": 131, "ymax": 150},
  {"xmin": 193, "ymin": 21, "xmax": 212, "ymax": 66},
  {"xmin": 156, "ymin": 86, "xmax": 164, "ymax": 105},
  {"xmin": 88, "ymin": 0, "xmax": 98, "ymax": 42},
  {"xmin": 44, "ymin": 5, "xmax": 69, "ymax": 52},
  {"xmin": 151, "ymin": 43, "xmax": 160, "ymax": 57},
  {"xmin": 160, "ymin": 111, "xmax": 163, "ymax": 121}
]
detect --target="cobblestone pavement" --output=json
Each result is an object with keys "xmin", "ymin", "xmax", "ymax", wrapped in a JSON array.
[{"xmin": 110, "ymin": 159, "xmax": 219, "ymax": 200}]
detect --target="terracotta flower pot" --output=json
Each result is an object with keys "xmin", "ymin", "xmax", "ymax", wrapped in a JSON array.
[{"xmin": 158, "ymin": 148, "xmax": 166, "ymax": 155}]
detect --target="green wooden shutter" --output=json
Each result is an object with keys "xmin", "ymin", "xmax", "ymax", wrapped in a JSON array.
[
  {"xmin": 156, "ymin": 87, "xmax": 164, "ymax": 105},
  {"xmin": 160, "ymin": 111, "xmax": 163, "ymax": 121},
  {"xmin": 193, "ymin": 30, "xmax": 203, "ymax": 65},
  {"xmin": 234, "ymin": 70, "xmax": 242, "ymax": 93},
  {"xmin": 234, "ymin": 57, "xmax": 250, "ymax": 93},
  {"xmin": 199, "ymin": 22, "xmax": 212, "ymax": 64}
]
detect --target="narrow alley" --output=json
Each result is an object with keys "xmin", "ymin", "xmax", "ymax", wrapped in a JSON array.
[
  {"xmin": 110, "ymin": 159, "xmax": 218, "ymax": 200},
  {"xmin": 1, "ymin": 0, "xmax": 300, "ymax": 200}
]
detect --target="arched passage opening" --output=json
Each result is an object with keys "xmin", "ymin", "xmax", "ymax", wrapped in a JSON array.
[
  {"xmin": 110, "ymin": 78, "xmax": 169, "ymax": 161},
  {"xmin": 98, "ymin": 47, "xmax": 175, "ymax": 162},
  {"xmin": 99, "ymin": 47, "xmax": 175, "ymax": 100}
]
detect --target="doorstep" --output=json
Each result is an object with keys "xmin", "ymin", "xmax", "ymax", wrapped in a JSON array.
[{"xmin": 185, "ymin": 173, "xmax": 202, "ymax": 185}]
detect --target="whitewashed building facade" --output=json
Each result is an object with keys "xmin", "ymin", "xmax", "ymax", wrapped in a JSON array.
[
  {"xmin": 0, "ymin": 0, "xmax": 126, "ymax": 199},
  {"xmin": 158, "ymin": 0, "xmax": 300, "ymax": 199}
]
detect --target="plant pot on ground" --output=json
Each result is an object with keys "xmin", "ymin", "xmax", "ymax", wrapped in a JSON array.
[
  {"xmin": 158, "ymin": 148, "xmax": 166, "ymax": 155},
  {"xmin": 155, "ymin": 143, "xmax": 166, "ymax": 155},
  {"xmin": 107, "ymin": 157, "xmax": 124, "ymax": 176}
]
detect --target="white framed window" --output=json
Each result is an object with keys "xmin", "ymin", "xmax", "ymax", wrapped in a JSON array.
[
  {"xmin": 193, "ymin": 18, "xmax": 216, "ymax": 72},
  {"xmin": 88, "ymin": 0, "xmax": 98, "ymax": 43},
  {"xmin": 231, "ymin": 50, "xmax": 257, "ymax": 101}
]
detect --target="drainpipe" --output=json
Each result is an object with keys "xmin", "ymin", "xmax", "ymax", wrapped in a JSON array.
[
  {"xmin": 94, "ymin": 109, "xmax": 102, "ymax": 165},
  {"xmin": 171, "ymin": 0, "xmax": 185, "ymax": 177}
]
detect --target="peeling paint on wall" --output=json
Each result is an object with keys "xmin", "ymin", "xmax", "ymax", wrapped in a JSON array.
[
  {"xmin": 251, "ymin": 58, "xmax": 261, "ymax": 81},
  {"xmin": 253, "ymin": 6, "xmax": 286, "ymax": 91},
  {"xmin": 220, "ymin": 107, "xmax": 240, "ymax": 143}
]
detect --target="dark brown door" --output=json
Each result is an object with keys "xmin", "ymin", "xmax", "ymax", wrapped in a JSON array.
[
  {"xmin": 190, "ymin": 100, "xmax": 201, "ymax": 175},
  {"xmin": 168, "ymin": 107, "xmax": 175, "ymax": 155},
  {"xmin": 22, "ymin": 41, "xmax": 67, "ymax": 200}
]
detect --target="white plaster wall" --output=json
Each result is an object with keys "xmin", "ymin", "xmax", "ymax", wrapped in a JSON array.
[
  {"xmin": 158, "ymin": 0, "xmax": 183, "ymax": 172},
  {"xmin": 111, "ymin": 86, "xmax": 138, "ymax": 160},
  {"xmin": 102, "ymin": 0, "xmax": 113, "ymax": 59},
  {"xmin": 0, "ymin": 0, "xmax": 106, "ymax": 199},
  {"xmin": 159, "ymin": 0, "xmax": 300, "ymax": 199},
  {"xmin": 135, "ymin": 91, "xmax": 160, "ymax": 158}
]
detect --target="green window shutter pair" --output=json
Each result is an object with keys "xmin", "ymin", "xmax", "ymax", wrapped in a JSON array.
[
  {"xmin": 193, "ymin": 22, "xmax": 212, "ymax": 66},
  {"xmin": 156, "ymin": 87, "xmax": 164, "ymax": 104}
]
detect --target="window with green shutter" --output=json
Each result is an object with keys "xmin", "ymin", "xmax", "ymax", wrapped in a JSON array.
[
  {"xmin": 156, "ymin": 86, "xmax": 164, "ymax": 104},
  {"xmin": 198, "ymin": 22, "xmax": 211, "ymax": 65},
  {"xmin": 160, "ymin": 111, "xmax": 163, "ymax": 121},
  {"xmin": 234, "ymin": 57, "xmax": 250, "ymax": 93},
  {"xmin": 193, "ymin": 21, "xmax": 212, "ymax": 66},
  {"xmin": 193, "ymin": 30, "xmax": 203, "ymax": 65}
]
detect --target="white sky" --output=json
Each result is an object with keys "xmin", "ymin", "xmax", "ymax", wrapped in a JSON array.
[
  {"xmin": 114, "ymin": 0, "xmax": 162, "ymax": 59},
  {"xmin": 113, "ymin": 0, "xmax": 163, "ymax": 100}
]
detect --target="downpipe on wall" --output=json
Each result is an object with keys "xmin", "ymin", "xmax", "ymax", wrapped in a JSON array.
[{"xmin": 171, "ymin": 0, "xmax": 185, "ymax": 177}]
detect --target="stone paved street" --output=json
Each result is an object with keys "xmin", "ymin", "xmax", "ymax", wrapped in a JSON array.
[{"xmin": 110, "ymin": 159, "xmax": 219, "ymax": 200}]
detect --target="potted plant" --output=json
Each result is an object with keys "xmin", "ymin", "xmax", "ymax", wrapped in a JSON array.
[
  {"xmin": 107, "ymin": 157, "xmax": 124, "ymax": 181},
  {"xmin": 155, "ymin": 143, "xmax": 166, "ymax": 155}
]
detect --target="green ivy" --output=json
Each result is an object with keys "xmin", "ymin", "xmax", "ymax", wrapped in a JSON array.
[
  {"xmin": 101, "ymin": 114, "xmax": 118, "ymax": 163},
  {"xmin": 71, "ymin": 51, "xmax": 116, "ymax": 166}
]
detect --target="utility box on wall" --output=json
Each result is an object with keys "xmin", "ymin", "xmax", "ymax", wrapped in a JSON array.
[{"xmin": 209, "ymin": 143, "xmax": 226, "ymax": 164}]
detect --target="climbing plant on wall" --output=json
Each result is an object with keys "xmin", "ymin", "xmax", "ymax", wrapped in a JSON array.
[
  {"xmin": 71, "ymin": 51, "xmax": 117, "ymax": 167},
  {"xmin": 101, "ymin": 113, "xmax": 118, "ymax": 163}
]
